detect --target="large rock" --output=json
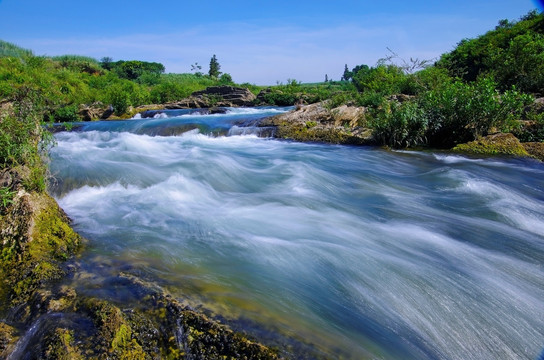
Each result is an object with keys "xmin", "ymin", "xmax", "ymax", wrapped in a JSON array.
[
  {"xmin": 258, "ymin": 102, "xmax": 372, "ymax": 144},
  {"xmin": 453, "ymin": 133, "xmax": 530, "ymax": 157},
  {"xmin": 523, "ymin": 142, "xmax": 544, "ymax": 161},
  {"xmin": 166, "ymin": 86, "xmax": 256, "ymax": 109},
  {"xmin": 78, "ymin": 102, "xmax": 114, "ymax": 121}
]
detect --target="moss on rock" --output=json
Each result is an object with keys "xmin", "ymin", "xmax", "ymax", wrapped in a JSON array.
[
  {"xmin": 44, "ymin": 328, "xmax": 82, "ymax": 360},
  {"xmin": 453, "ymin": 133, "xmax": 529, "ymax": 157},
  {"xmin": 0, "ymin": 322, "xmax": 18, "ymax": 357},
  {"xmin": 0, "ymin": 187, "xmax": 81, "ymax": 309},
  {"xmin": 259, "ymin": 102, "xmax": 373, "ymax": 145},
  {"xmin": 522, "ymin": 142, "xmax": 544, "ymax": 161}
]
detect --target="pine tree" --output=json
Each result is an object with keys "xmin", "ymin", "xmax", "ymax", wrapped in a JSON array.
[
  {"xmin": 342, "ymin": 64, "xmax": 351, "ymax": 81},
  {"xmin": 208, "ymin": 55, "xmax": 221, "ymax": 78}
]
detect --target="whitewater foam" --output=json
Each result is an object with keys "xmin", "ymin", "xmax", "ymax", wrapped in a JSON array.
[{"xmin": 50, "ymin": 118, "xmax": 544, "ymax": 360}]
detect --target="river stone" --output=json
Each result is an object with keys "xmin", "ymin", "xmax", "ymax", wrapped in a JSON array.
[
  {"xmin": 454, "ymin": 133, "xmax": 530, "ymax": 157},
  {"xmin": 258, "ymin": 102, "xmax": 372, "ymax": 144}
]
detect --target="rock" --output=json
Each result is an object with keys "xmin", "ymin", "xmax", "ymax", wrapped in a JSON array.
[
  {"xmin": 259, "ymin": 102, "xmax": 372, "ymax": 144},
  {"xmin": 389, "ymin": 94, "xmax": 415, "ymax": 103},
  {"xmin": 453, "ymin": 133, "xmax": 530, "ymax": 157},
  {"xmin": 256, "ymin": 88, "xmax": 273, "ymax": 103},
  {"xmin": 78, "ymin": 102, "xmax": 117, "ymax": 121},
  {"xmin": 78, "ymin": 103, "xmax": 102, "ymax": 121},
  {"xmin": 208, "ymin": 106, "xmax": 228, "ymax": 114},
  {"xmin": 165, "ymin": 86, "xmax": 256, "ymax": 108},
  {"xmin": 0, "ymin": 322, "xmax": 17, "ymax": 358},
  {"xmin": 522, "ymin": 142, "xmax": 544, "ymax": 161},
  {"xmin": 101, "ymin": 105, "xmax": 114, "ymax": 119}
]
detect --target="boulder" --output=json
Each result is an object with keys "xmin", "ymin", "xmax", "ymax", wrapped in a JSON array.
[
  {"xmin": 258, "ymin": 102, "xmax": 372, "ymax": 144},
  {"xmin": 78, "ymin": 102, "xmax": 115, "ymax": 121},
  {"xmin": 522, "ymin": 142, "xmax": 544, "ymax": 161},
  {"xmin": 453, "ymin": 133, "xmax": 530, "ymax": 157}
]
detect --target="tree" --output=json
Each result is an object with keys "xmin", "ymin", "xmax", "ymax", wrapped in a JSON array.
[
  {"xmin": 208, "ymin": 55, "xmax": 221, "ymax": 78},
  {"xmin": 100, "ymin": 57, "xmax": 113, "ymax": 70},
  {"xmin": 219, "ymin": 73, "xmax": 233, "ymax": 84},
  {"xmin": 325, "ymin": 74, "xmax": 329, "ymax": 82},
  {"xmin": 341, "ymin": 64, "xmax": 351, "ymax": 81},
  {"xmin": 191, "ymin": 62, "xmax": 203, "ymax": 76}
]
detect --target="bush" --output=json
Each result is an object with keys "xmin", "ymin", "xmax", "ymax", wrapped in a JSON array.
[
  {"xmin": 105, "ymin": 84, "xmax": 131, "ymax": 116},
  {"xmin": 352, "ymin": 65, "xmax": 407, "ymax": 95},
  {"xmin": 420, "ymin": 77, "xmax": 532, "ymax": 147},
  {"xmin": 0, "ymin": 88, "xmax": 51, "ymax": 195},
  {"xmin": 260, "ymin": 91, "xmax": 297, "ymax": 106},
  {"xmin": 370, "ymin": 101, "xmax": 427, "ymax": 148},
  {"xmin": 52, "ymin": 105, "xmax": 79, "ymax": 122},
  {"xmin": 219, "ymin": 73, "xmax": 233, "ymax": 85}
]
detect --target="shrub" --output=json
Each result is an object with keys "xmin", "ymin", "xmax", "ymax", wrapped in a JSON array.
[
  {"xmin": 370, "ymin": 101, "xmax": 427, "ymax": 148},
  {"xmin": 52, "ymin": 105, "xmax": 79, "ymax": 122},
  {"xmin": 105, "ymin": 84, "xmax": 131, "ymax": 116},
  {"xmin": 420, "ymin": 77, "xmax": 532, "ymax": 147},
  {"xmin": 352, "ymin": 65, "xmax": 406, "ymax": 95},
  {"xmin": 219, "ymin": 73, "xmax": 234, "ymax": 85}
]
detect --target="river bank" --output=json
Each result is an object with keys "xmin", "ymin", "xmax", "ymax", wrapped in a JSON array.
[
  {"xmin": 0, "ymin": 108, "xmax": 289, "ymax": 358},
  {"xmin": 74, "ymin": 85, "xmax": 544, "ymax": 162},
  {"xmin": 2, "ymin": 106, "xmax": 544, "ymax": 359}
]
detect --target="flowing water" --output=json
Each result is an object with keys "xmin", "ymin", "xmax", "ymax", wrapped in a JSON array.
[{"xmin": 47, "ymin": 107, "xmax": 544, "ymax": 359}]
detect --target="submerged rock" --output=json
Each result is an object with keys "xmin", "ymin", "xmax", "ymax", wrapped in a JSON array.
[
  {"xmin": 259, "ymin": 102, "xmax": 373, "ymax": 145},
  {"xmin": 4, "ymin": 272, "xmax": 281, "ymax": 359}
]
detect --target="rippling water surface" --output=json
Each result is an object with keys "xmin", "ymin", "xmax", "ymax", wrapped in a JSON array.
[{"xmin": 49, "ymin": 108, "xmax": 544, "ymax": 359}]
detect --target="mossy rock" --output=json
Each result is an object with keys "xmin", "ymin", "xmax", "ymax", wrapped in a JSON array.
[
  {"xmin": 522, "ymin": 142, "xmax": 544, "ymax": 161},
  {"xmin": 44, "ymin": 328, "xmax": 83, "ymax": 360},
  {"xmin": 453, "ymin": 133, "xmax": 529, "ymax": 157},
  {"xmin": 0, "ymin": 189, "xmax": 82, "ymax": 309},
  {"xmin": 0, "ymin": 322, "xmax": 18, "ymax": 357}
]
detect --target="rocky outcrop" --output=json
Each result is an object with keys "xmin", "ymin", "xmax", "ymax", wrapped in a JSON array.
[
  {"xmin": 258, "ymin": 102, "xmax": 373, "ymax": 144},
  {"xmin": 78, "ymin": 102, "xmax": 113, "ymax": 121},
  {"xmin": 4, "ymin": 273, "xmax": 281, "ymax": 359},
  {"xmin": 522, "ymin": 142, "xmax": 544, "ymax": 161},
  {"xmin": 166, "ymin": 86, "xmax": 256, "ymax": 109},
  {"xmin": 78, "ymin": 103, "xmax": 166, "ymax": 121},
  {"xmin": 453, "ymin": 133, "xmax": 530, "ymax": 157}
]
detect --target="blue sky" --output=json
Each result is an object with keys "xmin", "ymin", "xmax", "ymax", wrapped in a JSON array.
[{"xmin": 0, "ymin": 0, "xmax": 539, "ymax": 84}]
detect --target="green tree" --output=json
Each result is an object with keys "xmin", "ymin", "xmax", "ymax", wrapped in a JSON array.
[
  {"xmin": 341, "ymin": 64, "xmax": 351, "ymax": 81},
  {"xmin": 208, "ymin": 55, "xmax": 221, "ymax": 78},
  {"xmin": 219, "ymin": 73, "xmax": 233, "ymax": 84},
  {"xmin": 436, "ymin": 10, "xmax": 544, "ymax": 93},
  {"xmin": 100, "ymin": 57, "xmax": 113, "ymax": 70}
]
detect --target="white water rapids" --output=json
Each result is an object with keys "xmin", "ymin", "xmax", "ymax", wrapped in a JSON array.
[{"xmin": 48, "ymin": 108, "xmax": 544, "ymax": 359}]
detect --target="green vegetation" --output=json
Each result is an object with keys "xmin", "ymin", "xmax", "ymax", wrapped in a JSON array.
[
  {"xmin": 436, "ymin": 10, "xmax": 544, "ymax": 93},
  {"xmin": 0, "ymin": 44, "xmax": 239, "ymax": 122},
  {"xmin": 329, "ymin": 10, "xmax": 544, "ymax": 149},
  {"xmin": 208, "ymin": 54, "xmax": 221, "ymax": 78},
  {"xmin": 0, "ymin": 40, "xmax": 33, "ymax": 58}
]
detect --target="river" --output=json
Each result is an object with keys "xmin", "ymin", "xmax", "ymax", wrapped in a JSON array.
[{"xmin": 48, "ymin": 107, "xmax": 544, "ymax": 359}]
